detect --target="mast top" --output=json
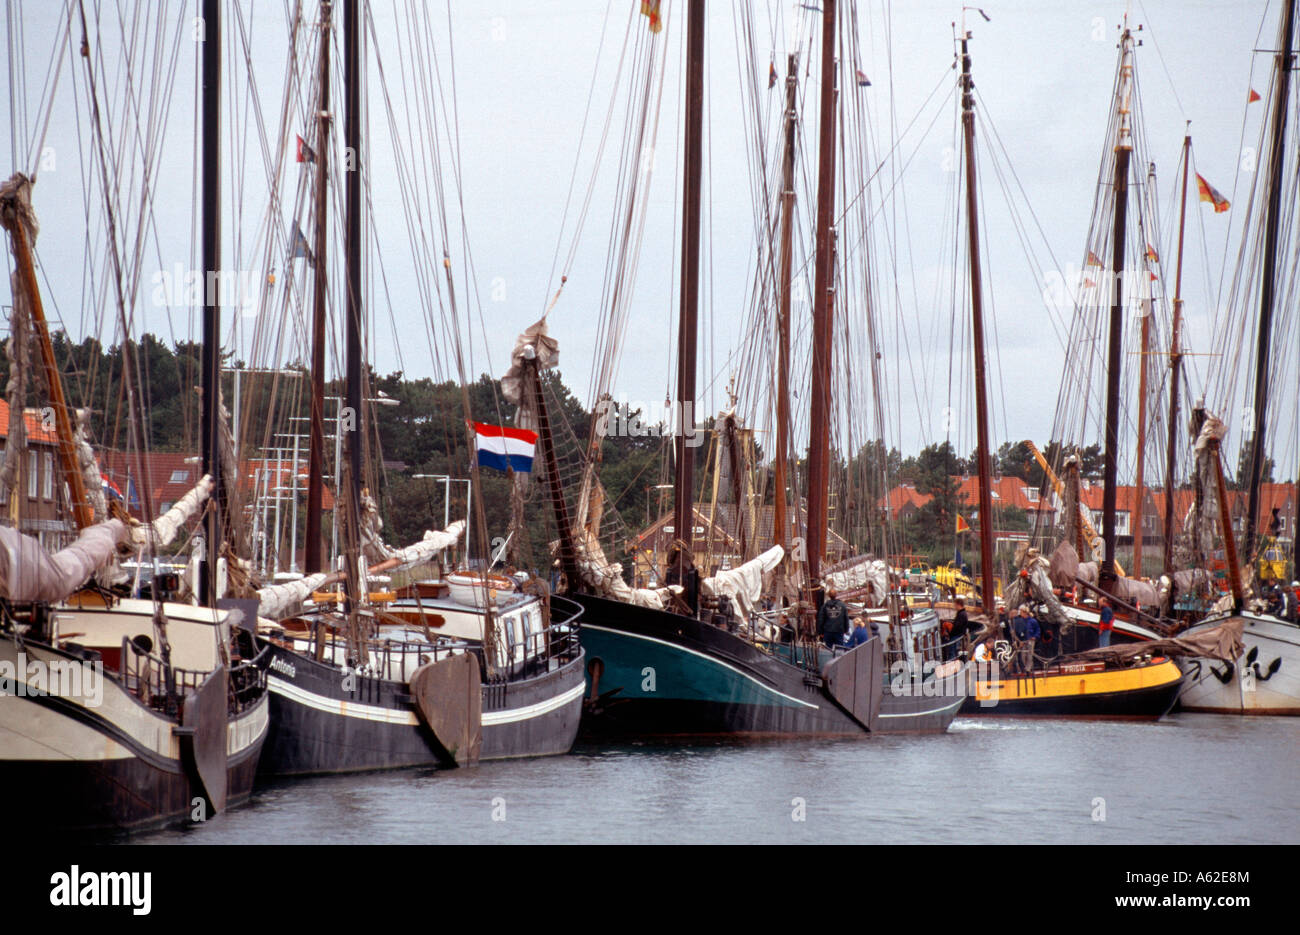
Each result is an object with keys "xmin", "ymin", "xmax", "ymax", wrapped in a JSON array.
[{"xmin": 1115, "ymin": 24, "xmax": 1137, "ymax": 153}]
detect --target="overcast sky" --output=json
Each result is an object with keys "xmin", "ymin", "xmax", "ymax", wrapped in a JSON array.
[{"xmin": 3, "ymin": 1, "xmax": 1296, "ymax": 484}]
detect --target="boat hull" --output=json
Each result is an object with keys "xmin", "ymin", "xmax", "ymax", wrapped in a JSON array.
[
  {"xmin": 257, "ymin": 642, "xmax": 586, "ymax": 775},
  {"xmin": 959, "ymin": 657, "xmax": 1184, "ymax": 718},
  {"xmin": 1178, "ymin": 612, "xmax": 1300, "ymax": 715},
  {"xmin": 0, "ymin": 638, "xmax": 268, "ymax": 831},
  {"xmin": 574, "ymin": 593, "xmax": 956, "ymax": 737}
]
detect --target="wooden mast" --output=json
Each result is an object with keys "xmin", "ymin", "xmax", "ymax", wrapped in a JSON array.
[
  {"xmin": 1099, "ymin": 24, "xmax": 1135, "ymax": 593},
  {"xmin": 1132, "ymin": 161, "xmax": 1157, "ymax": 581},
  {"xmin": 806, "ymin": 0, "xmax": 837, "ymax": 589},
  {"xmin": 960, "ymin": 32, "xmax": 996, "ymax": 618},
  {"xmin": 1244, "ymin": 0, "xmax": 1295, "ymax": 564},
  {"xmin": 305, "ymin": 0, "xmax": 332, "ymax": 575},
  {"xmin": 341, "ymin": 0, "xmax": 364, "ymax": 647},
  {"xmin": 1162, "ymin": 130, "xmax": 1191, "ymax": 573},
  {"xmin": 199, "ymin": 0, "xmax": 223, "ymax": 606},
  {"xmin": 0, "ymin": 194, "xmax": 93, "ymax": 532},
  {"xmin": 671, "ymin": 0, "xmax": 705, "ymax": 594},
  {"xmin": 773, "ymin": 53, "xmax": 798, "ymax": 554}
]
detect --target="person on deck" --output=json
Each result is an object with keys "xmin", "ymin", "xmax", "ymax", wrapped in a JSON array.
[
  {"xmin": 847, "ymin": 615, "xmax": 874, "ymax": 648},
  {"xmin": 817, "ymin": 587, "xmax": 850, "ymax": 650},
  {"xmin": 1097, "ymin": 597, "xmax": 1114, "ymax": 648},
  {"xmin": 1013, "ymin": 606, "xmax": 1040, "ymax": 672},
  {"xmin": 946, "ymin": 599, "xmax": 977, "ymax": 659}
]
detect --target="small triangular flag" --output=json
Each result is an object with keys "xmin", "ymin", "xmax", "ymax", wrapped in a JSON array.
[{"xmin": 1248, "ymin": 88, "xmax": 1262, "ymax": 103}]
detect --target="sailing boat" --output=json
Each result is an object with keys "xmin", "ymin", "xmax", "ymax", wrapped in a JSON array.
[
  {"xmin": 569, "ymin": 0, "xmax": 962, "ymax": 738},
  {"xmin": 1178, "ymin": 0, "xmax": 1300, "ymax": 716},
  {"xmin": 0, "ymin": 0, "xmax": 270, "ymax": 829},
  {"xmin": 952, "ymin": 19, "xmax": 1188, "ymax": 718},
  {"xmin": 253, "ymin": 0, "xmax": 586, "ymax": 774}
]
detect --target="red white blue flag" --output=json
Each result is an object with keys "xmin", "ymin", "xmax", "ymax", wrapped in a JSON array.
[{"xmin": 471, "ymin": 422, "xmax": 538, "ymax": 473}]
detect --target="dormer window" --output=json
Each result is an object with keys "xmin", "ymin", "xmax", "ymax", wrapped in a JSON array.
[{"xmin": 169, "ymin": 470, "xmax": 189, "ymax": 484}]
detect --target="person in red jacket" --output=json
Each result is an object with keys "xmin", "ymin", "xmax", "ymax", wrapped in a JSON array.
[{"xmin": 1097, "ymin": 597, "xmax": 1115, "ymax": 648}]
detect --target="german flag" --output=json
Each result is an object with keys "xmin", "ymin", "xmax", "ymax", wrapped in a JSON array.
[{"xmin": 1196, "ymin": 173, "xmax": 1230, "ymax": 213}]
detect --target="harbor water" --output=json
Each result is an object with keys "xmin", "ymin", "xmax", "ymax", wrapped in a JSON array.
[{"xmin": 132, "ymin": 713, "xmax": 1299, "ymax": 844}]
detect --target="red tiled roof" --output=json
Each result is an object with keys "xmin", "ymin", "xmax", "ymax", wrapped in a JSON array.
[{"xmin": 0, "ymin": 399, "xmax": 60, "ymax": 445}]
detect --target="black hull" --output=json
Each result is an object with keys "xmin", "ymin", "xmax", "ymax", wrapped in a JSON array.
[
  {"xmin": 4, "ymin": 735, "xmax": 264, "ymax": 832},
  {"xmin": 257, "ymin": 642, "xmax": 586, "ymax": 776},
  {"xmin": 1, "ymin": 636, "xmax": 268, "ymax": 833},
  {"xmin": 877, "ymin": 689, "xmax": 967, "ymax": 732},
  {"xmin": 573, "ymin": 593, "xmax": 957, "ymax": 737}
]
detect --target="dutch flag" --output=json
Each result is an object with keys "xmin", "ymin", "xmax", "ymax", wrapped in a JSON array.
[
  {"xmin": 101, "ymin": 474, "xmax": 124, "ymax": 501},
  {"xmin": 471, "ymin": 421, "xmax": 538, "ymax": 473}
]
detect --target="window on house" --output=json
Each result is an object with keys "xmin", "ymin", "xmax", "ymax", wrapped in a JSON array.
[
  {"xmin": 169, "ymin": 469, "xmax": 190, "ymax": 484},
  {"xmin": 1025, "ymin": 488, "xmax": 1039, "ymax": 502},
  {"xmin": 42, "ymin": 452, "xmax": 53, "ymax": 500},
  {"xmin": 27, "ymin": 451, "xmax": 37, "ymax": 498}
]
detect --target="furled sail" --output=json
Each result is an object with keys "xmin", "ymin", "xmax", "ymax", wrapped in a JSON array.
[
  {"xmin": 1071, "ymin": 615, "xmax": 1244, "ymax": 665},
  {"xmin": 0, "ymin": 271, "xmax": 29, "ymax": 506},
  {"xmin": 701, "ymin": 544, "xmax": 783, "ymax": 623},
  {"xmin": 573, "ymin": 531, "xmax": 681, "ymax": 610},
  {"xmin": 358, "ymin": 488, "xmax": 466, "ymax": 571},
  {"xmin": 73, "ymin": 409, "xmax": 110, "ymax": 525},
  {"xmin": 256, "ymin": 571, "xmax": 333, "ymax": 619},
  {"xmin": 0, "ymin": 519, "xmax": 127, "ymax": 602},
  {"xmin": 500, "ymin": 318, "xmax": 560, "ymax": 409},
  {"xmin": 127, "ymin": 475, "xmax": 214, "ymax": 549},
  {"xmin": 821, "ymin": 555, "xmax": 890, "ymax": 607}
]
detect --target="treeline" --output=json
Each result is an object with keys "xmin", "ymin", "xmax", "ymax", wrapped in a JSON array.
[{"xmin": 5, "ymin": 333, "xmax": 1279, "ymax": 574}]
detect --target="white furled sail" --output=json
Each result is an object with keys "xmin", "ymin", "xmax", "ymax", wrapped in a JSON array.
[
  {"xmin": 0, "ymin": 520, "xmax": 127, "ymax": 602},
  {"xmin": 701, "ymin": 545, "xmax": 783, "ymax": 623},
  {"xmin": 256, "ymin": 572, "xmax": 333, "ymax": 619},
  {"xmin": 383, "ymin": 521, "xmax": 466, "ymax": 572},
  {"xmin": 359, "ymin": 487, "xmax": 465, "ymax": 571},
  {"xmin": 822, "ymin": 556, "xmax": 890, "ymax": 607},
  {"xmin": 573, "ymin": 532, "xmax": 681, "ymax": 610},
  {"xmin": 128, "ymin": 475, "xmax": 214, "ymax": 549}
]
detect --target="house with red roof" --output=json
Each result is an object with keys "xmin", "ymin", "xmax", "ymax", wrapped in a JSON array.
[{"xmin": 0, "ymin": 399, "xmax": 70, "ymax": 546}]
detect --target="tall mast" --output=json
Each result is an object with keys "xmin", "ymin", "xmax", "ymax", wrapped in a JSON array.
[
  {"xmin": 806, "ymin": 0, "xmax": 837, "ymax": 587},
  {"xmin": 200, "ymin": 0, "xmax": 223, "ymax": 606},
  {"xmin": 305, "ymin": 1, "xmax": 332, "ymax": 574},
  {"xmin": 960, "ymin": 32, "xmax": 996, "ymax": 617},
  {"xmin": 1162, "ymin": 130, "xmax": 1191, "ymax": 573},
  {"xmin": 672, "ymin": 0, "xmax": 705, "ymax": 588},
  {"xmin": 341, "ymin": 0, "xmax": 364, "ymax": 631},
  {"xmin": 1099, "ymin": 24, "xmax": 1135, "ymax": 592},
  {"xmin": 1244, "ymin": 0, "xmax": 1295, "ymax": 563},
  {"xmin": 772, "ymin": 53, "xmax": 798, "ymax": 554},
  {"xmin": 1132, "ymin": 161, "xmax": 1157, "ymax": 581}
]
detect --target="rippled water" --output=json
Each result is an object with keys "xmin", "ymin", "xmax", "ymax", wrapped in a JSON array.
[{"xmin": 134, "ymin": 714, "xmax": 1299, "ymax": 844}]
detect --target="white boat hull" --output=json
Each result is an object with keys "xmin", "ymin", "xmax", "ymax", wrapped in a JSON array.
[{"xmin": 1178, "ymin": 612, "xmax": 1300, "ymax": 715}]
